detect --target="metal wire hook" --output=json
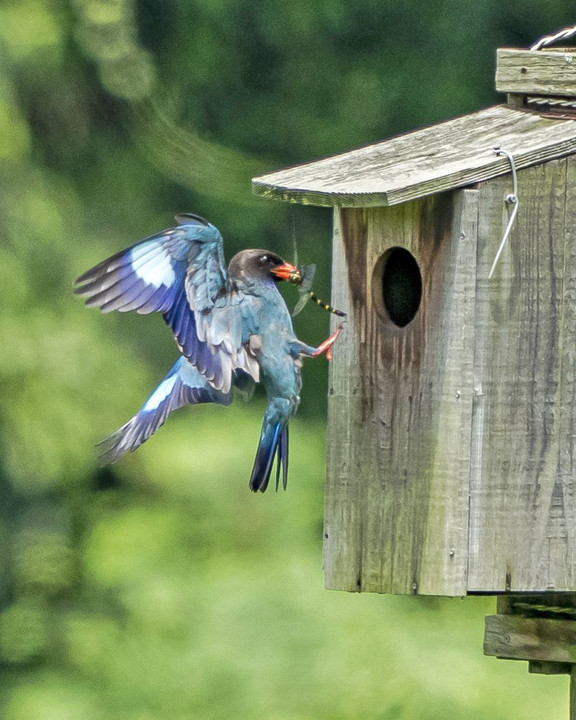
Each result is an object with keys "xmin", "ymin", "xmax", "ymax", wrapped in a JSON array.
[
  {"xmin": 488, "ymin": 146, "xmax": 519, "ymax": 280},
  {"xmin": 530, "ymin": 24, "xmax": 576, "ymax": 52}
]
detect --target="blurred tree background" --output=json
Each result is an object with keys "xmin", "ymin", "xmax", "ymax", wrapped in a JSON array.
[{"xmin": 1, "ymin": 1, "xmax": 574, "ymax": 718}]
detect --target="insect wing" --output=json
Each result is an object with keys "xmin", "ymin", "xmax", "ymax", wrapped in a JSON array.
[
  {"xmin": 299, "ymin": 264, "xmax": 316, "ymax": 292},
  {"xmin": 291, "ymin": 263, "xmax": 316, "ymax": 316}
]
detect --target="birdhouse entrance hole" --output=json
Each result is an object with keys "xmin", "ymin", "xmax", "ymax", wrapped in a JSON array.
[{"xmin": 373, "ymin": 247, "xmax": 422, "ymax": 327}]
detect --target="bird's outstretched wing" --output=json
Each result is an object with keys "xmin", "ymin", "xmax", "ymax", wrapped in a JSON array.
[
  {"xmin": 98, "ymin": 356, "xmax": 233, "ymax": 464},
  {"xmin": 75, "ymin": 214, "xmax": 257, "ymax": 392},
  {"xmin": 74, "ymin": 214, "xmax": 223, "ymax": 315}
]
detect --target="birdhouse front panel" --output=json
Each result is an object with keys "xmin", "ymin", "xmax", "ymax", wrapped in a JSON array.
[{"xmin": 324, "ymin": 189, "xmax": 478, "ymax": 596}]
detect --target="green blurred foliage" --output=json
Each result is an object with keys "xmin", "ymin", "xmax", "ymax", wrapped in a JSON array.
[{"xmin": 0, "ymin": 0, "xmax": 573, "ymax": 717}]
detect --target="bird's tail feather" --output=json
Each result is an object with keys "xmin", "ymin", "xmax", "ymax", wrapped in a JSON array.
[
  {"xmin": 98, "ymin": 356, "xmax": 231, "ymax": 464},
  {"xmin": 249, "ymin": 417, "xmax": 289, "ymax": 493}
]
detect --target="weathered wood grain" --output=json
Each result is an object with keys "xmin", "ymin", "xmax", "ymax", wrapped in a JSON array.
[
  {"xmin": 529, "ymin": 661, "xmax": 572, "ymax": 675},
  {"xmin": 497, "ymin": 593, "xmax": 576, "ymax": 616},
  {"xmin": 323, "ymin": 189, "xmax": 478, "ymax": 596},
  {"xmin": 323, "ymin": 211, "xmax": 364, "ymax": 592},
  {"xmin": 496, "ymin": 48, "xmax": 576, "ymax": 97},
  {"xmin": 486, "ymin": 595, "xmax": 576, "ymax": 676},
  {"xmin": 468, "ymin": 156, "xmax": 576, "ymax": 592},
  {"xmin": 484, "ymin": 614, "xmax": 576, "ymax": 663},
  {"xmin": 252, "ymin": 106, "xmax": 576, "ymax": 208}
]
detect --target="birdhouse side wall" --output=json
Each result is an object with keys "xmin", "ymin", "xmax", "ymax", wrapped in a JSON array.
[{"xmin": 468, "ymin": 157, "xmax": 576, "ymax": 592}]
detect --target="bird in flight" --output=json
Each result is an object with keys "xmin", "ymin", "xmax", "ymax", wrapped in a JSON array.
[{"xmin": 75, "ymin": 213, "xmax": 342, "ymax": 492}]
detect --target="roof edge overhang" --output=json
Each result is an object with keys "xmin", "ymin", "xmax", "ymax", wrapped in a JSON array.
[{"xmin": 252, "ymin": 104, "xmax": 576, "ymax": 208}]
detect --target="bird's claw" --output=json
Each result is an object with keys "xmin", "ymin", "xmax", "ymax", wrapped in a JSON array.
[{"xmin": 313, "ymin": 322, "xmax": 344, "ymax": 362}]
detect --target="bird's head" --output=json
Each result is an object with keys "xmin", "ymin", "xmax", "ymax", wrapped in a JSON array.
[{"xmin": 228, "ymin": 250, "xmax": 300, "ymax": 286}]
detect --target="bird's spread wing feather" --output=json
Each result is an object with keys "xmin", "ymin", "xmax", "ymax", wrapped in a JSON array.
[
  {"xmin": 98, "ymin": 356, "xmax": 232, "ymax": 464},
  {"xmin": 75, "ymin": 214, "xmax": 224, "ymax": 314},
  {"xmin": 75, "ymin": 214, "xmax": 259, "ymax": 393}
]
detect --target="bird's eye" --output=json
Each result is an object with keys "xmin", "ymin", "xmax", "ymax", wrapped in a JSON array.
[{"xmin": 259, "ymin": 254, "xmax": 269, "ymax": 264}]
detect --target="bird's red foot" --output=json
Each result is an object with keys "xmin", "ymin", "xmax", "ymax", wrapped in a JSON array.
[{"xmin": 311, "ymin": 323, "xmax": 344, "ymax": 362}]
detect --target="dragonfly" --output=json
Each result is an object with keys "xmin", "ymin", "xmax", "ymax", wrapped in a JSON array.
[{"xmin": 287, "ymin": 263, "xmax": 347, "ymax": 318}]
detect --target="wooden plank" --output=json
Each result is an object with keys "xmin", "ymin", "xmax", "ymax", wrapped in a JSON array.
[
  {"xmin": 489, "ymin": 596, "xmax": 576, "ymax": 674},
  {"xmin": 252, "ymin": 106, "xmax": 576, "ymax": 208},
  {"xmin": 496, "ymin": 48, "xmax": 576, "ymax": 97},
  {"xmin": 497, "ymin": 594, "xmax": 576, "ymax": 616},
  {"xmin": 468, "ymin": 156, "xmax": 576, "ymax": 592},
  {"xmin": 484, "ymin": 614, "xmax": 576, "ymax": 663},
  {"xmin": 323, "ymin": 189, "xmax": 477, "ymax": 596},
  {"xmin": 529, "ymin": 661, "xmax": 572, "ymax": 675},
  {"xmin": 323, "ymin": 210, "xmax": 364, "ymax": 592},
  {"xmin": 555, "ymin": 157, "xmax": 576, "ymax": 591}
]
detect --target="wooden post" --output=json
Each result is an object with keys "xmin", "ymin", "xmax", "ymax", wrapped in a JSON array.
[
  {"xmin": 496, "ymin": 48, "xmax": 576, "ymax": 98},
  {"xmin": 571, "ymin": 667, "xmax": 576, "ymax": 720},
  {"xmin": 484, "ymin": 594, "xmax": 576, "ymax": 717}
]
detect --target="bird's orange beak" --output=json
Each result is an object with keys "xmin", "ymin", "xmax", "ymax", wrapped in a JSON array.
[{"xmin": 271, "ymin": 261, "xmax": 300, "ymax": 282}]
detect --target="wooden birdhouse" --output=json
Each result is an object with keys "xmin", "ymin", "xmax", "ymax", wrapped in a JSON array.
[{"xmin": 253, "ymin": 43, "xmax": 576, "ymax": 602}]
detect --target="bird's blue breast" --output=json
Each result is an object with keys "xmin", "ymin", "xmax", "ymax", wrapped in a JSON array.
[{"xmin": 242, "ymin": 287, "xmax": 301, "ymax": 401}]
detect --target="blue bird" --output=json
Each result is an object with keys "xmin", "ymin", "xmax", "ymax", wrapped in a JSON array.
[{"xmin": 75, "ymin": 213, "xmax": 342, "ymax": 492}]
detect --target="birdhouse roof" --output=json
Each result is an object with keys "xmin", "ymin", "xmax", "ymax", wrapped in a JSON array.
[{"xmin": 252, "ymin": 104, "xmax": 576, "ymax": 207}]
